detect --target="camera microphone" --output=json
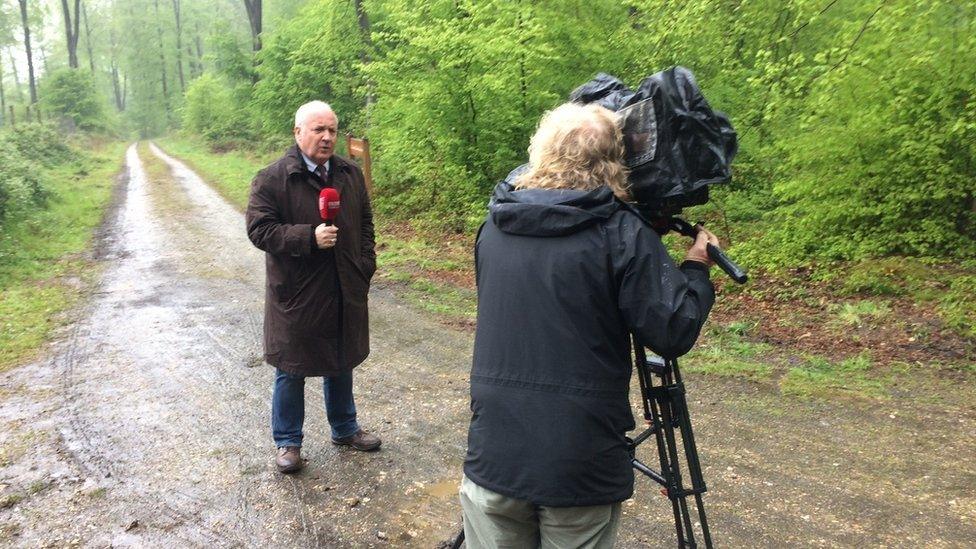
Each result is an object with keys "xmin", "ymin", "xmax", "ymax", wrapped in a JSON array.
[{"xmin": 319, "ymin": 187, "xmax": 341, "ymax": 226}]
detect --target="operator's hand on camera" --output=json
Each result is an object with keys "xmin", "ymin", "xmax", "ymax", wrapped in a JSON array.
[
  {"xmin": 684, "ymin": 225, "xmax": 719, "ymax": 268},
  {"xmin": 315, "ymin": 224, "xmax": 339, "ymax": 249}
]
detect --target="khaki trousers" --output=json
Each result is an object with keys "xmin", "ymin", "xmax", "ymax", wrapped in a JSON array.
[{"xmin": 459, "ymin": 475, "xmax": 622, "ymax": 549}]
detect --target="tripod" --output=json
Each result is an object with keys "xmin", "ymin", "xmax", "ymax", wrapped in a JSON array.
[{"xmin": 629, "ymin": 336, "xmax": 713, "ymax": 549}]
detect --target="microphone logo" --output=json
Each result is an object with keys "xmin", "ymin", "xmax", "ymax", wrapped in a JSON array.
[{"xmin": 319, "ymin": 188, "xmax": 341, "ymax": 225}]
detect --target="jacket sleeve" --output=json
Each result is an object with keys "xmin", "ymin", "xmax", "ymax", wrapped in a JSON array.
[
  {"xmin": 245, "ymin": 171, "xmax": 314, "ymax": 258},
  {"xmin": 357, "ymin": 170, "xmax": 377, "ymax": 277},
  {"xmin": 612, "ymin": 217, "xmax": 715, "ymax": 359}
]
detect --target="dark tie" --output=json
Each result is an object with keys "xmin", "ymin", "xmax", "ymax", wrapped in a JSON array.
[{"xmin": 315, "ymin": 164, "xmax": 328, "ymax": 181}]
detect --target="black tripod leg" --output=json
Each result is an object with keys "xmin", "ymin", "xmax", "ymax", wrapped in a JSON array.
[
  {"xmin": 449, "ymin": 527, "xmax": 464, "ymax": 549},
  {"xmin": 695, "ymin": 492, "xmax": 713, "ymax": 548},
  {"xmin": 670, "ymin": 361, "xmax": 713, "ymax": 549},
  {"xmin": 658, "ymin": 385, "xmax": 698, "ymax": 548},
  {"xmin": 647, "ymin": 377, "xmax": 688, "ymax": 547}
]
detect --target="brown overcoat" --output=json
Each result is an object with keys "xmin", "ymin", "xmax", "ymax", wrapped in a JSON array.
[{"xmin": 245, "ymin": 145, "xmax": 375, "ymax": 376}]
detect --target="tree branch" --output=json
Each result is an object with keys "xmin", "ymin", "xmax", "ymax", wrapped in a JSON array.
[{"xmin": 824, "ymin": 1, "xmax": 887, "ymax": 76}]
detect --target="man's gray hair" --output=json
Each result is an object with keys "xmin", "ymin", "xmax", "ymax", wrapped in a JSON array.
[{"xmin": 294, "ymin": 101, "xmax": 335, "ymax": 128}]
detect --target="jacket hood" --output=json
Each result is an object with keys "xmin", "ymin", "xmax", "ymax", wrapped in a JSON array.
[{"xmin": 489, "ymin": 181, "xmax": 620, "ymax": 237}]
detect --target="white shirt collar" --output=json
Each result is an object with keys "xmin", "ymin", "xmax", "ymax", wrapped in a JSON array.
[{"xmin": 299, "ymin": 151, "xmax": 330, "ymax": 175}]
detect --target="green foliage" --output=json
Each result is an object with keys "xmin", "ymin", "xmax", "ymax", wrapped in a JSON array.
[
  {"xmin": 0, "ymin": 124, "xmax": 77, "ymax": 225},
  {"xmin": 939, "ymin": 275, "xmax": 976, "ymax": 338},
  {"xmin": 181, "ymin": 74, "xmax": 244, "ymax": 146},
  {"xmin": 737, "ymin": 1, "xmax": 976, "ymax": 266},
  {"xmin": 33, "ymin": 0, "xmax": 968, "ymax": 276},
  {"xmin": 251, "ymin": 0, "xmax": 368, "ymax": 141},
  {"xmin": 0, "ymin": 140, "xmax": 125, "ymax": 370},
  {"xmin": 834, "ymin": 258, "xmax": 932, "ymax": 296},
  {"xmin": 207, "ymin": 20, "xmax": 256, "ymax": 85},
  {"xmin": 363, "ymin": 0, "xmax": 631, "ymax": 232},
  {"xmin": 39, "ymin": 69, "xmax": 106, "ymax": 131}
]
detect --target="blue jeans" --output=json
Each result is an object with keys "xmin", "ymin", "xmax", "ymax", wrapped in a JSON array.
[{"xmin": 271, "ymin": 368, "xmax": 360, "ymax": 447}]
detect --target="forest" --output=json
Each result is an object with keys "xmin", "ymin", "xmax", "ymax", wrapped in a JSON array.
[
  {"xmin": 1, "ymin": 0, "xmax": 974, "ymax": 360},
  {"xmin": 0, "ymin": 3, "xmax": 973, "ymax": 545}
]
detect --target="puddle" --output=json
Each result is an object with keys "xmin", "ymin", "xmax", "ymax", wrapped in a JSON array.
[{"xmin": 425, "ymin": 479, "xmax": 459, "ymax": 499}]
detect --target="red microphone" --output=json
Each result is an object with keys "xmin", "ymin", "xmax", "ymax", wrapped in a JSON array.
[{"xmin": 319, "ymin": 187, "xmax": 341, "ymax": 226}]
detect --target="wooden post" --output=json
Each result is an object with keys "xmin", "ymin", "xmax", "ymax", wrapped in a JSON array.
[{"xmin": 346, "ymin": 133, "xmax": 374, "ymax": 196}]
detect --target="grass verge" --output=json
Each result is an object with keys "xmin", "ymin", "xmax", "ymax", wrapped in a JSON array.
[
  {"xmin": 153, "ymin": 135, "xmax": 276, "ymax": 210},
  {"xmin": 0, "ymin": 139, "xmax": 127, "ymax": 371},
  {"xmin": 684, "ymin": 321, "xmax": 773, "ymax": 380}
]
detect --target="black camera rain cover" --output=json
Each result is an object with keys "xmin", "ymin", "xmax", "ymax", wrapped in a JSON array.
[{"xmin": 569, "ymin": 67, "xmax": 738, "ymax": 209}]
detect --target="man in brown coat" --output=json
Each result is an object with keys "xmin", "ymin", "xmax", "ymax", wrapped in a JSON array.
[{"xmin": 246, "ymin": 100, "xmax": 380, "ymax": 474}]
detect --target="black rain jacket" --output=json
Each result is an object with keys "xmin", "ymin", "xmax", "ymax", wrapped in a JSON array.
[{"xmin": 463, "ymin": 182, "xmax": 715, "ymax": 507}]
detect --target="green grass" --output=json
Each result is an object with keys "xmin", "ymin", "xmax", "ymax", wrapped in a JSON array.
[
  {"xmin": 0, "ymin": 140, "xmax": 127, "ymax": 371},
  {"xmin": 780, "ymin": 353, "xmax": 887, "ymax": 399},
  {"xmin": 153, "ymin": 135, "xmax": 277, "ymax": 210},
  {"xmin": 939, "ymin": 274, "xmax": 976, "ymax": 338},
  {"xmin": 821, "ymin": 257, "xmax": 974, "ymax": 339},
  {"xmin": 377, "ymin": 235, "xmax": 469, "ymax": 273},
  {"xmin": 375, "ymin": 226, "xmax": 477, "ymax": 323},
  {"xmin": 400, "ymin": 277, "xmax": 476, "ymax": 321},
  {"xmin": 684, "ymin": 321, "xmax": 773, "ymax": 380},
  {"xmin": 829, "ymin": 300, "xmax": 891, "ymax": 328}
]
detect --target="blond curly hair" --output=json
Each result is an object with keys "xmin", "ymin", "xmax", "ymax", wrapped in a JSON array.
[{"xmin": 515, "ymin": 103, "xmax": 630, "ymax": 200}]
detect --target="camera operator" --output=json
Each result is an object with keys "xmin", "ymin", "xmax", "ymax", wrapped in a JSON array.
[{"xmin": 460, "ymin": 102, "xmax": 718, "ymax": 548}]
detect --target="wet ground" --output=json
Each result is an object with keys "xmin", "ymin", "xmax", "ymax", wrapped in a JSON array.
[{"xmin": 0, "ymin": 144, "xmax": 972, "ymax": 548}]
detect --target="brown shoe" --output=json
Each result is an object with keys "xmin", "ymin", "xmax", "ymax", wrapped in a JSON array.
[
  {"xmin": 276, "ymin": 446, "xmax": 303, "ymax": 473},
  {"xmin": 332, "ymin": 429, "xmax": 381, "ymax": 452}
]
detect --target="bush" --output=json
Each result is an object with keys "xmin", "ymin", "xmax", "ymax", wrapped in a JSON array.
[
  {"xmin": 0, "ymin": 124, "xmax": 79, "ymax": 226},
  {"xmin": 3, "ymin": 123, "xmax": 75, "ymax": 166},
  {"xmin": 181, "ymin": 74, "xmax": 242, "ymax": 145},
  {"xmin": 40, "ymin": 69, "xmax": 107, "ymax": 132}
]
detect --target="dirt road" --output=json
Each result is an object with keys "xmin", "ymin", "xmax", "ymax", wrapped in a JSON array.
[{"xmin": 0, "ymin": 144, "xmax": 972, "ymax": 548}]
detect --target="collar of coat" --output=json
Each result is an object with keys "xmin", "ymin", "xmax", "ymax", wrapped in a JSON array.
[{"xmin": 284, "ymin": 144, "xmax": 354, "ymax": 177}]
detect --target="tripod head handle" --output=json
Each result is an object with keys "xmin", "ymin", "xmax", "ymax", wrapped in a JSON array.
[{"xmin": 670, "ymin": 218, "xmax": 748, "ymax": 284}]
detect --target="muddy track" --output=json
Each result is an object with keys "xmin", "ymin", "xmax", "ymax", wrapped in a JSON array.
[{"xmin": 0, "ymin": 143, "xmax": 973, "ymax": 548}]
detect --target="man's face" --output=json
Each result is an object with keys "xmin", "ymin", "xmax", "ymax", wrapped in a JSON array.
[{"xmin": 294, "ymin": 109, "xmax": 339, "ymax": 165}]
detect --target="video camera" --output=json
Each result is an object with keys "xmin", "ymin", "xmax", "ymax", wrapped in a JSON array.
[
  {"xmin": 570, "ymin": 66, "xmax": 737, "ymax": 217},
  {"xmin": 509, "ymin": 66, "xmax": 746, "ymax": 283}
]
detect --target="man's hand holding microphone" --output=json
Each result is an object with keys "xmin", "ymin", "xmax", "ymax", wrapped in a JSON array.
[{"xmin": 316, "ymin": 224, "xmax": 338, "ymax": 249}]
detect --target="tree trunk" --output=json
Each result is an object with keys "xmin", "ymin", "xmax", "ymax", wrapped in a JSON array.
[
  {"xmin": 172, "ymin": 0, "xmax": 185, "ymax": 92},
  {"xmin": 82, "ymin": 0, "xmax": 95, "ymax": 73},
  {"xmin": 186, "ymin": 43, "xmax": 199, "ymax": 78},
  {"xmin": 17, "ymin": 0, "xmax": 38, "ymax": 104},
  {"xmin": 194, "ymin": 21, "xmax": 204, "ymax": 70},
  {"xmin": 60, "ymin": 0, "xmax": 82, "ymax": 69},
  {"xmin": 354, "ymin": 0, "xmax": 374, "ymax": 105},
  {"xmin": 108, "ymin": 24, "xmax": 123, "ymax": 111},
  {"xmin": 242, "ymin": 0, "xmax": 262, "ymax": 52},
  {"xmin": 242, "ymin": 0, "xmax": 261, "ymax": 83},
  {"xmin": 0, "ymin": 54, "xmax": 6, "ymax": 124},
  {"xmin": 153, "ymin": 0, "xmax": 169, "ymax": 99},
  {"xmin": 40, "ymin": 43, "xmax": 49, "ymax": 74}
]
